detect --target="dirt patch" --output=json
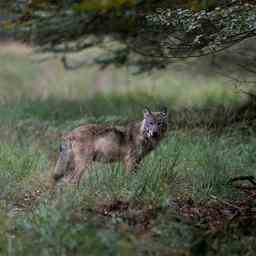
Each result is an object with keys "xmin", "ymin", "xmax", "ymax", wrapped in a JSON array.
[
  {"xmin": 91, "ymin": 200, "xmax": 160, "ymax": 236},
  {"xmin": 176, "ymin": 185, "xmax": 256, "ymax": 234},
  {"xmin": 0, "ymin": 41, "xmax": 32, "ymax": 55}
]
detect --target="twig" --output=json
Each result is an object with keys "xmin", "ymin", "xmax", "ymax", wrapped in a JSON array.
[
  {"xmin": 210, "ymin": 195, "xmax": 242, "ymax": 211},
  {"xmin": 228, "ymin": 175, "xmax": 256, "ymax": 186}
]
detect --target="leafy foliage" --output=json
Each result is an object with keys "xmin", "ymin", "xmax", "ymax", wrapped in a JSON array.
[
  {"xmin": 145, "ymin": 3, "xmax": 256, "ymax": 57},
  {"xmin": 1, "ymin": 0, "xmax": 256, "ymax": 70}
]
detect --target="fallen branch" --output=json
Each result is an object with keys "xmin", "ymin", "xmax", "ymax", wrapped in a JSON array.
[
  {"xmin": 228, "ymin": 175, "xmax": 256, "ymax": 187},
  {"xmin": 210, "ymin": 195, "xmax": 242, "ymax": 211}
]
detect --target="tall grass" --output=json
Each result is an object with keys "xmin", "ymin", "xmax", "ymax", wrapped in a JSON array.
[{"xmin": 5, "ymin": 127, "xmax": 255, "ymax": 255}]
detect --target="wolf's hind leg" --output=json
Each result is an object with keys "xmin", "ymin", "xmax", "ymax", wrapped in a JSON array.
[
  {"xmin": 65, "ymin": 156, "xmax": 92, "ymax": 186},
  {"xmin": 52, "ymin": 141, "xmax": 73, "ymax": 183}
]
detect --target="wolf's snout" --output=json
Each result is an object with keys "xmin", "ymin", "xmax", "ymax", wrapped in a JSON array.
[{"xmin": 152, "ymin": 131, "xmax": 159, "ymax": 138}]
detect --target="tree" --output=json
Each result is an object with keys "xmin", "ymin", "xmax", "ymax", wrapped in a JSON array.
[{"xmin": 2, "ymin": 0, "xmax": 256, "ymax": 70}]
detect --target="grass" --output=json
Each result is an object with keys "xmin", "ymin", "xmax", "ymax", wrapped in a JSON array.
[
  {"xmin": 1, "ymin": 106, "xmax": 256, "ymax": 255},
  {"xmin": 1, "ymin": 42, "xmax": 256, "ymax": 255}
]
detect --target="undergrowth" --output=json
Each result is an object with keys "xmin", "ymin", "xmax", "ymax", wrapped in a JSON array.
[{"xmin": 0, "ymin": 95, "xmax": 256, "ymax": 255}]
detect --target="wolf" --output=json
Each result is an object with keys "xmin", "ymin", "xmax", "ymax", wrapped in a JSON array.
[{"xmin": 52, "ymin": 107, "xmax": 168, "ymax": 185}]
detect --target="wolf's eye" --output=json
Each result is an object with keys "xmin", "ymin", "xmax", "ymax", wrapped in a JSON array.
[
  {"xmin": 150, "ymin": 122, "xmax": 154, "ymax": 125},
  {"xmin": 158, "ymin": 122, "xmax": 162, "ymax": 126}
]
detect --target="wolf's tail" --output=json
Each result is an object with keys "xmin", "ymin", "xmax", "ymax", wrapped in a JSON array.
[{"xmin": 52, "ymin": 140, "xmax": 73, "ymax": 182}]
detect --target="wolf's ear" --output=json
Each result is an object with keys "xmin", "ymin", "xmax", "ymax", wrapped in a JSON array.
[
  {"xmin": 143, "ymin": 107, "xmax": 152, "ymax": 117},
  {"xmin": 160, "ymin": 106, "xmax": 168, "ymax": 117}
]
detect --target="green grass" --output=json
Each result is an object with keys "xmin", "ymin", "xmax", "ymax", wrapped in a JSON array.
[
  {"xmin": 1, "ymin": 115, "xmax": 256, "ymax": 255},
  {"xmin": 1, "ymin": 43, "xmax": 256, "ymax": 255}
]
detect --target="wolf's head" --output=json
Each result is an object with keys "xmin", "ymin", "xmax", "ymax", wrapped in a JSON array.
[{"xmin": 141, "ymin": 107, "xmax": 168, "ymax": 139}]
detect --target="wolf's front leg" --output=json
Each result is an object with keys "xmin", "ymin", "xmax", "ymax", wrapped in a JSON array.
[{"xmin": 124, "ymin": 153, "xmax": 140, "ymax": 174}]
